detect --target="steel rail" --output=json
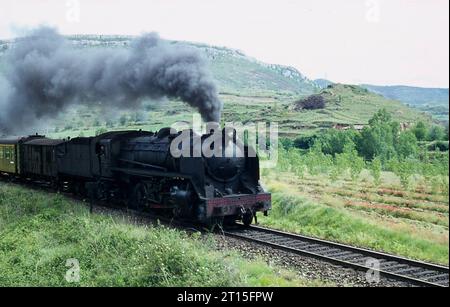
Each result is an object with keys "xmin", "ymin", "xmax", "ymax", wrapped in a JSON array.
[{"xmin": 223, "ymin": 225, "xmax": 449, "ymax": 287}]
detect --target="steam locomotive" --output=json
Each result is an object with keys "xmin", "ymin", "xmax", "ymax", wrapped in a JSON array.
[{"xmin": 0, "ymin": 128, "xmax": 271, "ymax": 225}]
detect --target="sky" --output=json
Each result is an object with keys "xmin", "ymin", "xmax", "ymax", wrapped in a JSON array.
[{"xmin": 0, "ymin": 0, "xmax": 448, "ymax": 88}]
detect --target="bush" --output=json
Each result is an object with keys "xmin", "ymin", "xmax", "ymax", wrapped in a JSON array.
[
  {"xmin": 412, "ymin": 121, "xmax": 428, "ymax": 141},
  {"xmin": 280, "ymin": 138, "xmax": 294, "ymax": 150},
  {"xmin": 316, "ymin": 129, "xmax": 359, "ymax": 156},
  {"xmin": 427, "ymin": 141, "xmax": 449, "ymax": 152},
  {"xmin": 293, "ymin": 135, "xmax": 317, "ymax": 150},
  {"xmin": 294, "ymin": 95, "xmax": 326, "ymax": 110},
  {"xmin": 427, "ymin": 125, "xmax": 446, "ymax": 141}
]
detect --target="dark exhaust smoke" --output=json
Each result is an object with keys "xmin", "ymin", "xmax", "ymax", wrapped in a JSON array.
[{"xmin": 0, "ymin": 27, "xmax": 222, "ymax": 133}]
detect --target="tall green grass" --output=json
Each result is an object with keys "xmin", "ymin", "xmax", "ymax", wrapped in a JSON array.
[
  {"xmin": 0, "ymin": 183, "xmax": 325, "ymax": 287},
  {"xmin": 260, "ymin": 192, "xmax": 449, "ymax": 265}
]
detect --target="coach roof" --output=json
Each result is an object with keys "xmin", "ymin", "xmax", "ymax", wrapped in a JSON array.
[{"xmin": 23, "ymin": 138, "xmax": 65, "ymax": 146}]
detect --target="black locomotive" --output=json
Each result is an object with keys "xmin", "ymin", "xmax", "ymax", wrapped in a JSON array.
[{"xmin": 0, "ymin": 128, "xmax": 271, "ymax": 225}]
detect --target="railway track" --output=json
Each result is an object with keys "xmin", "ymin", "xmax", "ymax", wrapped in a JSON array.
[{"xmin": 223, "ymin": 225, "xmax": 449, "ymax": 287}]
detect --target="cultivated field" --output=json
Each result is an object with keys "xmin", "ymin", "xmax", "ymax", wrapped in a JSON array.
[{"xmin": 260, "ymin": 167, "xmax": 449, "ymax": 265}]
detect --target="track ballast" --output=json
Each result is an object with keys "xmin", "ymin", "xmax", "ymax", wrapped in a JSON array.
[{"xmin": 223, "ymin": 225, "xmax": 449, "ymax": 287}]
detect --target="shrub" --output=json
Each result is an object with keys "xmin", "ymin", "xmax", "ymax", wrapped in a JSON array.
[
  {"xmin": 427, "ymin": 125, "xmax": 447, "ymax": 141},
  {"xmin": 294, "ymin": 95, "xmax": 326, "ymax": 110},
  {"xmin": 293, "ymin": 135, "xmax": 317, "ymax": 150},
  {"xmin": 427, "ymin": 141, "xmax": 449, "ymax": 152},
  {"xmin": 316, "ymin": 129, "xmax": 359, "ymax": 156},
  {"xmin": 412, "ymin": 121, "xmax": 428, "ymax": 141}
]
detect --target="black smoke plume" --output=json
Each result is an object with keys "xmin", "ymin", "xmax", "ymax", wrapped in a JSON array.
[{"xmin": 0, "ymin": 27, "xmax": 222, "ymax": 133}]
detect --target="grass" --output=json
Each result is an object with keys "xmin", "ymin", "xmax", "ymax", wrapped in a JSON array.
[
  {"xmin": 260, "ymin": 173, "xmax": 449, "ymax": 265},
  {"xmin": 0, "ymin": 182, "xmax": 329, "ymax": 287}
]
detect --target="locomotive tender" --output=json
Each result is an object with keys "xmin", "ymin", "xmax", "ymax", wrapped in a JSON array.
[{"xmin": 0, "ymin": 128, "xmax": 271, "ymax": 225}]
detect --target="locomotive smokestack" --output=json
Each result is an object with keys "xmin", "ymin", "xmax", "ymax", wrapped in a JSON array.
[{"xmin": 0, "ymin": 27, "xmax": 222, "ymax": 133}]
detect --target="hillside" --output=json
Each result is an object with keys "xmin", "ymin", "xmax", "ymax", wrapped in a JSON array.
[
  {"xmin": 26, "ymin": 35, "xmax": 318, "ymax": 96},
  {"xmin": 187, "ymin": 42, "xmax": 318, "ymax": 96},
  {"xmin": 361, "ymin": 84, "xmax": 449, "ymax": 107},
  {"xmin": 0, "ymin": 36, "xmax": 431, "ymax": 137},
  {"xmin": 361, "ymin": 85, "xmax": 449, "ymax": 121},
  {"xmin": 280, "ymin": 84, "xmax": 431, "ymax": 134}
]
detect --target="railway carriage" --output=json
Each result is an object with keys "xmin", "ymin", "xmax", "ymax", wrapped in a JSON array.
[
  {"xmin": 0, "ymin": 139, "xmax": 19, "ymax": 174},
  {"xmin": 22, "ymin": 138, "xmax": 64, "ymax": 179}
]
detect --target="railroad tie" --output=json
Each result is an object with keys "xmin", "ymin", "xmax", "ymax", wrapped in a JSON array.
[
  {"xmin": 393, "ymin": 267, "xmax": 424, "ymax": 275},
  {"xmin": 411, "ymin": 270, "xmax": 444, "ymax": 278},
  {"xmin": 424, "ymin": 273, "xmax": 449, "ymax": 282},
  {"xmin": 385, "ymin": 264, "xmax": 410, "ymax": 272}
]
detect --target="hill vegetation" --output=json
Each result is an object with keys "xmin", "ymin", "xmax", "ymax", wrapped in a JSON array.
[
  {"xmin": 362, "ymin": 85, "xmax": 449, "ymax": 122},
  {"xmin": 315, "ymin": 80, "xmax": 449, "ymax": 122},
  {"xmin": 362, "ymin": 85, "xmax": 449, "ymax": 108},
  {"xmin": 0, "ymin": 36, "xmax": 435, "ymax": 138}
]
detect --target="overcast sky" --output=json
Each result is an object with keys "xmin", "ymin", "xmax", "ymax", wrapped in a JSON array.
[{"xmin": 0, "ymin": 0, "xmax": 448, "ymax": 88}]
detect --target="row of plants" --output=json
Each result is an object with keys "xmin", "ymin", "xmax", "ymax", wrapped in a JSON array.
[{"xmin": 271, "ymin": 109, "xmax": 449, "ymax": 192}]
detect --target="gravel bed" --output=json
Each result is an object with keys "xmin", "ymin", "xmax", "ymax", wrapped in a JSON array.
[{"xmin": 212, "ymin": 234, "xmax": 412, "ymax": 287}]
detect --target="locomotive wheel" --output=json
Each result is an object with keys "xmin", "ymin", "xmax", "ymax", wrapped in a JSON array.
[
  {"xmin": 242, "ymin": 211, "xmax": 253, "ymax": 227},
  {"xmin": 129, "ymin": 183, "xmax": 148, "ymax": 211}
]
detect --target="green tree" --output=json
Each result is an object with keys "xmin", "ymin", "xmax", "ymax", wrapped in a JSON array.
[
  {"xmin": 357, "ymin": 109, "xmax": 401, "ymax": 161},
  {"xmin": 393, "ymin": 160, "xmax": 415, "ymax": 190},
  {"xmin": 305, "ymin": 143, "xmax": 333, "ymax": 176},
  {"xmin": 358, "ymin": 124, "xmax": 397, "ymax": 161},
  {"xmin": 316, "ymin": 129, "xmax": 358, "ymax": 156},
  {"xmin": 349, "ymin": 154, "xmax": 365, "ymax": 182},
  {"xmin": 369, "ymin": 108, "xmax": 391, "ymax": 126},
  {"xmin": 412, "ymin": 121, "xmax": 428, "ymax": 141},
  {"xmin": 427, "ymin": 125, "xmax": 446, "ymax": 141},
  {"xmin": 119, "ymin": 114, "xmax": 128, "ymax": 126},
  {"xmin": 370, "ymin": 156, "xmax": 382, "ymax": 186},
  {"xmin": 336, "ymin": 143, "xmax": 364, "ymax": 181},
  {"xmin": 396, "ymin": 131, "xmax": 418, "ymax": 159}
]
